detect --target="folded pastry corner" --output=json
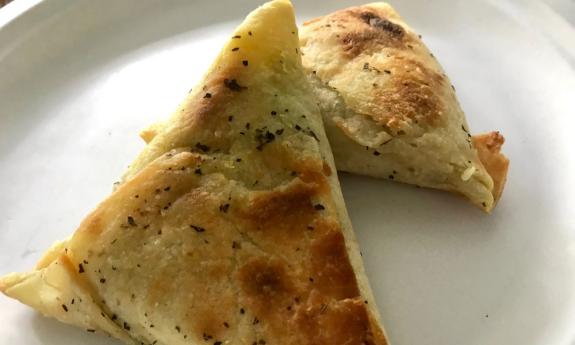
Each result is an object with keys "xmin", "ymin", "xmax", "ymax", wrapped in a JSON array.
[
  {"xmin": 300, "ymin": 2, "xmax": 509, "ymax": 212},
  {"xmin": 1, "ymin": 1, "xmax": 389, "ymax": 344},
  {"xmin": 472, "ymin": 131, "xmax": 509, "ymax": 203}
]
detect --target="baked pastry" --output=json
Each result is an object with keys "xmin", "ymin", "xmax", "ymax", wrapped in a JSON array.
[
  {"xmin": 300, "ymin": 3, "xmax": 509, "ymax": 212},
  {"xmin": 0, "ymin": 1, "xmax": 389, "ymax": 344}
]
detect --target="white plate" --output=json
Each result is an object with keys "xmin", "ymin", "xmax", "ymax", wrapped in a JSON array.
[{"xmin": 1, "ymin": 0, "xmax": 574, "ymax": 344}]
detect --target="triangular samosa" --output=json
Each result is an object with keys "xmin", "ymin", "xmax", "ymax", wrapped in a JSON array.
[
  {"xmin": 0, "ymin": 1, "xmax": 389, "ymax": 344},
  {"xmin": 300, "ymin": 2, "xmax": 509, "ymax": 212}
]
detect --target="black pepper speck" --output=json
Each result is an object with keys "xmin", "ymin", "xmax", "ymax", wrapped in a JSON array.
[
  {"xmin": 127, "ymin": 216, "xmax": 137, "ymax": 227},
  {"xmin": 190, "ymin": 225, "xmax": 206, "ymax": 233}
]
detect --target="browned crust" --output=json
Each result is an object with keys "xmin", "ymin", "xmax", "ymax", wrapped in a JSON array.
[
  {"xmin": 70, "ymin": 151, "xmax": 390, "ymax": 344},
  {"xmin": 238, "ymin": 179, "xmax": 320, "ymax": 232},
  {"xmin": 233, "ymin": 175, "xmax": 382, "ymax": 344},
  {"xmin": 302, "ymin": 3, "xmax": 509, "ymax": 210},
  {"xmin": 302, "ymin": 4, "xmax": 447, "ymax": 132},
  {"xmin": 310, "ymin": 229, "xmax": 360, "ymax": 300},
  {"xmin": 309, "ymin": 7, "xmax": 412, "ymax": 58},
  {"xmin": 371, "ymin": 64, "xmax": 444, "ymax": 131},
  {"xmin": 472, "ymin": 132, "xmax": 510, "ymax": 203},
  {"xmin": 293, "ymin": 296, "xmax": 388, "ymax": 345}
]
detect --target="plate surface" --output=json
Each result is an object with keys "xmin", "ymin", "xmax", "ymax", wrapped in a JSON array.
[{"xmin": 1, "ymin": 0, "xmax": 574, "ymax": 344}]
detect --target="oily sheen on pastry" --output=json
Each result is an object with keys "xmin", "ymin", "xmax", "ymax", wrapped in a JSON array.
[
  {"xmin": 0, "ymin": 1, "xmax": 389, "ymax": 345},
  {"xmin": 300, "ymin": 3, "xmax": 509, "ymax": 212}
]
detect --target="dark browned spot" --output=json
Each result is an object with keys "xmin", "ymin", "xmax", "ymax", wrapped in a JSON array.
[
  {"xmin": 355, "ymin": 56, "xmax": 446, "ymax": 131},
  {"xmin": 336, "ymin": 10, "xmax": 408, "ymax": 57},
  {"xmin": 223, "ymin": 78, "xmax": 247, "ymax": 92},
  {"xmin": 311, "ymin": 230, "xmax": 360, "ymax": 300},
  {"xmin": 359, "ymin": 12, "xmax": 404, "ymax": 37},
  {"xmin": 373, "ymin": 78, "xmax": 442, "ymax": 130},
  {"xmin": 188, "ymin": 307, "xmax": 231, "ymax": 344},
  {"xmin": 238, "ymin": 257, "xmax": 296, "ymax": 307},
  {"xmin": 341, "ymin": 30, "xmax": 403, "ymax": 57},
  {"xmin": 239, "ymin": 182, "xmax": 318, "ymax": 230}
]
